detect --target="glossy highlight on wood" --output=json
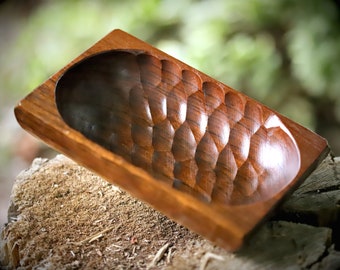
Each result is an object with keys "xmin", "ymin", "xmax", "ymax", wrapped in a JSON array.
[
  {"xmin": 56, "ymin": 50, "xmax": 300, "ymax": 205},
  {"xmin": 14, "ymin": 29, "xmax": 329, "ymax": 251}
]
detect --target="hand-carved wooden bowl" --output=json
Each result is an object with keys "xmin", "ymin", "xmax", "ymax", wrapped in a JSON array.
[
  {"xmin": 15, "ymin": 30, "xmax": 329, "ymax": 251},
  {"xmin": 55, "ymin": 49, "xmax": 300, "ymax": 206}
]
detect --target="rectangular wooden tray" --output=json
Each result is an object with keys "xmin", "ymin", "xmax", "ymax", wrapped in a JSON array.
[{"xmin": 15, "ymin": 29, "xmax": 329, "ymax": 251}]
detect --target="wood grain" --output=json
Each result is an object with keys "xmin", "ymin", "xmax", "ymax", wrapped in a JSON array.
[
  {"xmin": 56, "ymin": 50, "xmax": 300, "ymax": 206},
  {"xmin": 14, "ymin": 29, "xmax": 329, "ymax": 251}
]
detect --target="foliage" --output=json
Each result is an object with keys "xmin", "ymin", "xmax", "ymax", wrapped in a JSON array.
[{"xmin": 1, "ymin": 0, "xmax": 340, "ymax": 132}]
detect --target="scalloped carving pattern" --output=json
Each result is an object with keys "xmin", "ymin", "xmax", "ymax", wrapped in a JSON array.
[{"xmin": 56, "ymin": 50, "xmax": 300, "ymax": 205}]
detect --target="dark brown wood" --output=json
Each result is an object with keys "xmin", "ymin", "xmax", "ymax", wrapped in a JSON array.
[{"xmin": 14, "ymin": 29, "xmax": 329, "ymax": 251}]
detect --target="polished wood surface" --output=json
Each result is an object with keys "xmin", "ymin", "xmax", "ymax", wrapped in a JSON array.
[
  {"xmin": 56, "ymin": 50, "xmax": 300, "ymax": 206},
  {"xmin": 15, "ymin": 29, "xmax": 329, "ymax": 251}
]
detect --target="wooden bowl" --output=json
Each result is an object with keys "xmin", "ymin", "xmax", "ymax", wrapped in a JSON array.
[
  {"xmin": 55, "ymin": 49, "xmax": 301, "ymax": 206},
  {"xmin": 15, "ymin": 30, "xmax": 329, "ymax": 251}
]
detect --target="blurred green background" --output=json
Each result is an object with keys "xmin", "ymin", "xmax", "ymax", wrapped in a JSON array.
[{"xmin": 1, "ymin": 0, "xmax": 339, "ymax": 225}]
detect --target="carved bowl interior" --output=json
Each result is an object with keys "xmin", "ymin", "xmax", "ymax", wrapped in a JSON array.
[{"xmin": 55, "ymin": 50, "xmax": 301, "ymax": 206}]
